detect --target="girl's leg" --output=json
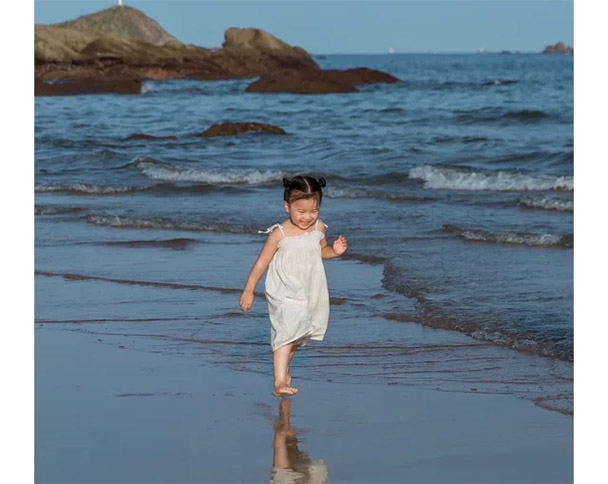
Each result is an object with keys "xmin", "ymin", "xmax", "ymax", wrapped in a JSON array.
[
  {"xmin": 286, "ymin": 344, "xmax": 299, "ymax": 386},
  {"xmin": 273, "ymin": 343, "xmax": 298, "ymax": 396}
]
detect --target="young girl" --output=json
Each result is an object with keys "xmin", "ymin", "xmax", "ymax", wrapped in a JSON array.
[{"xmin": 239, "ymin": 175, "xmax": 348, "ymax": 397}]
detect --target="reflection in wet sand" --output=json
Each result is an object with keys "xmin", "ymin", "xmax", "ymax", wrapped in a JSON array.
[{"xmin": 270, "ymin": 398, "xmax": 328, "ymax": 484}]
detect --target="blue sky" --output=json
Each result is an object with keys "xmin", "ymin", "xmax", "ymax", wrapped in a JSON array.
[{"xmin": 35, "ymin": 0, "xmax": 573, "ymax": 54}]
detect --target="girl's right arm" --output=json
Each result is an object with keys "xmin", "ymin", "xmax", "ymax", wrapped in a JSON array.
[{"xmin": 239, "ymin": 228, "xmax": 281, "ymax": 313}]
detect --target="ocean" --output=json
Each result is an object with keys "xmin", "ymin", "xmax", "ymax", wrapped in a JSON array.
[{"xmin": 35, "ymin": 53, "xmax": 573, "ymax": 413}]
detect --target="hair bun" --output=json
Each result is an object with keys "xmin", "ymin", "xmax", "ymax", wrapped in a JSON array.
[
  {"xmin": 318, "ymin": 177, "xmax": 326, "ymax": 188},
  {"xmin": 282, "ymin": 177, "xmax": 291, "ymax": 188}
]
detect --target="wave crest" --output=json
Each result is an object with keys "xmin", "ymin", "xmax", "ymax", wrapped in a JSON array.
[
  {"xmin": 443, "ymin": 225, "xmax": 573, "ymax": 248},
  {"xmin": 86, "ymin": 214, "xmax": 255, "ymax": 234},
  {"xmin": 519, "ymin": 196, "xmax": 573, "ymax": 212},
  {"xmin": 409, "ymin": 165, "xmax": 573, "ymax": 191},
  {"xmin": 134, "ymin": 159, "xmax": 286, "ymax": 185},
  {"xmin": 35, "ymin": 183, "xmax": 145, "ymax": 195}
]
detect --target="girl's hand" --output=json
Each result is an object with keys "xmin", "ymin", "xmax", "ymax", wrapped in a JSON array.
[
  {"xmin": 333, "ymin": 235, "xmax": 348, "ymax": 256},
  {"xmin": 239, "ymin": 290, "xmax": 254, "ymax": 313}
]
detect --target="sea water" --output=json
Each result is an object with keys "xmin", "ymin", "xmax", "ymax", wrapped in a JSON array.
[{"xmin": 35, "ymin": 53, "xmax": 573, "ymax": 413}]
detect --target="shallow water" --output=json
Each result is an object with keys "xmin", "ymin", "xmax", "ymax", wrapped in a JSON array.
[{"xmin": 35, "ymin": 53, "xmax": 573, "ymax": 413}]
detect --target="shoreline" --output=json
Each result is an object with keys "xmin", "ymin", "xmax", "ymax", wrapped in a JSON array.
[{"xmin": 34, "ymin": 227, "xmax": 573, "ymax": 416}]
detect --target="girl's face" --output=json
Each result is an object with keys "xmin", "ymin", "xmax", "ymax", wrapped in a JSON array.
[{"xmin": 284, "ymin": 197, "xmax": 320, "ymax": 231}]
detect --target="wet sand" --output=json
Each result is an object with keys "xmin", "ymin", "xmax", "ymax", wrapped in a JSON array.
[{"xmin": 36, "ymin": 324, "xmax": 572, "ymax": 483}]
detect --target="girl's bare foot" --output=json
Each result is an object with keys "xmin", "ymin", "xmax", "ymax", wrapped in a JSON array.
[{"xmin": 273, "ymin": 382, "xmax": 298, "ymax": 397}]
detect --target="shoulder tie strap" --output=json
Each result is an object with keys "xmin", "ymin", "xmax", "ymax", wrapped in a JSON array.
[
  {"xmin": 315, "ymin": 220, "xmax": 328, "ymax": 230},
  {"xmin": 258, "ymin": 223, "xmax": 285, "ymax": 236}
]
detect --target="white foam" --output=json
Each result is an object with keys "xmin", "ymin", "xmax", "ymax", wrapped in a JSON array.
[
  {"xmin": 325, "ymin": 187, "xmax": 429, "ymax": 202},
  {"xmin": 35, "ymin": 183, "xmax": 137, "ymax": 194},
  {"xmin": 325, "ymin": 187, "xmax": 360, "ymax": 198},
  {"xmin": 86, "ymin": 214, "xmax": 249, "ymax": 234},
  {"xmin": 519, "ymin": 196, "xmax": 573, "ymax": 212},
  {"xmin": 461, "ymin": 230, "xmax": 566, "ymax": 247},
  {"xmin": 135, "ymin": 161, "xmax": 285, "ymax": 185},
  {"xmin": 140, "ymin": 82, "xmax": 157, "ymax": 94},
  {"xmin": 87, "ymin": 215, "xmax": 204, "ymax": 231},
  {"xmin": 409, "ymin": 165, "xmax": 573, "ymax": 191}
]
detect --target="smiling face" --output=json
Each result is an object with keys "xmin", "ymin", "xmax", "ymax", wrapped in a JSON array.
[{"xmin": 284, "ymin": 197, "xmax": 320, "ymax": 231}]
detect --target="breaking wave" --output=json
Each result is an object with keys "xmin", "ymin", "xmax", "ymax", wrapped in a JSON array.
[
  {"xmin": 133, "ymin": 159, "xmax": 286, "ymax": 185},
  {"xmin": 35, "ymin": 183, "xmax": 147, "ymax": 195},
  {"xmin": 409, "ymin": 165, "xmax": 573, "ymax": 191},
  {"xmin": 519, "ymin": 196, "xmax": 573, "ymax": 212},
  {"xmin": 442, "ymin": 225, "xmax": 573, "ymax": 248},
  {"xmin": 325, "ymin": 186, "xmax": 434, "ymax": 202},
  {"xmin": 86, "ymin": 214, "xmax": 256, "ymax": 234}
]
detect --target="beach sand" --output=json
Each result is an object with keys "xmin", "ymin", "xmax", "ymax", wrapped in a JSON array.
[{"xmin": 36, "ymin": 323, "xmax": 572, "ymax": 483}]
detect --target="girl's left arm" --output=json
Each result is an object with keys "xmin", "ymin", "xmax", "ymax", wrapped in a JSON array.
[{"xmin": 319, "ymin": 221, "xmax": 348, "ymax": 259}]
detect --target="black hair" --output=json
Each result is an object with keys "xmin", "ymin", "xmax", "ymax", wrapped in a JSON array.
[{"xmin": 283, "ymin": 175, "xmax": 326, "ymax": 205}]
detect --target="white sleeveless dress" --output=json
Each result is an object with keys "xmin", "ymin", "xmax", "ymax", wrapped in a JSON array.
[{"xmin": 262, "ymin": 220, "xmax": 330, "ymax": 351}]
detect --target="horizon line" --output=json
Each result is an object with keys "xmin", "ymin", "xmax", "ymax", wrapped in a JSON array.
[{"xmin": 309, "ymin": 51, "xmax": 560, "ymax": 55}]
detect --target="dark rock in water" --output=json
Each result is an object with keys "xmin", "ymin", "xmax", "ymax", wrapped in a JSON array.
[
  {"xmin": 246, "ymin": 73, "xmax": 358, "ymax": 94},
  {"xmin": 542, "ymin": 42, "xmax": 573, "ymax": 54},
  {"xmin": 125, "ymin": 133, "xmax": 178, "ymax": 141},
  {"xmin": 35, "ymin": 76, "xmax": 141, "ymax": 96},
  {"xmin": 322, "ymin": 68, "xmax": 400, "ymax": 85},
  {"xmin": 196, "ymin": 122, "xmax": 287, "ymax": 137},
  {"xmin": 246, "ymin": 68, "xmax": 399, "ymax": 94},
  {"xmin": 500, "ymin": 50, "xmax": 511, "ymax": 55}
]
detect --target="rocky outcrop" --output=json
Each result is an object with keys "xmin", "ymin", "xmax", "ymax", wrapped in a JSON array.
[
  {"xmin": 542, "ymin": 42, "xmax": 573, "ymax": 54},
  {"xmin": 56, "ymin": 5, "xmax": 178, "ymax": 46},
  {"xmin": 35, "ymin": 25, "xmax": 99, "ymax": 62},
  {"xmin": 246, "ymin": 68, "xmax": 399, "ymax": 94},
  {"xmin": 35, "ymin": 25, "xmax": 319, "ymax": 83},
  {"xmin": 223, "ymin": 27, "xmax": 308, "ymax": 57},
  {"xmin": 35, "ymin": 8, "xmax": 319, "ymax": 79},
  {"xmin": 34, "ymin": 6, "xmax": 399, "ymax": 96},
  {"xmin": 196, "ymin": 122, "xmax": 287, "ymax": 137}
]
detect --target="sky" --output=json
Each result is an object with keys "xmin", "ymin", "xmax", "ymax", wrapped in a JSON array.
[{"xmin": 34, "ymin": 0, "xmax": 573, "ymax": 54}]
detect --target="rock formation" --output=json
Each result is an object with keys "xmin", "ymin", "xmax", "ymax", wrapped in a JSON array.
[
  {"xmin": 56, "ymin": 5, "xmax": 178, "ymax": 46},
  {"xmin": 196, "ymin": 122, "xmax": 287, "ymax": 137},
  {"xmin": 246, "ymin": 68, "xmax": 399, "ymax": 94},
  {"xmin": 542, "ymin": 42, "xmax": 573, "ymax": 54},
  {"xmin": 246, "ymin": 74, "xmax": 358, "ymax": 94},
  {"xmin": 34, "ymin": 6, "xmax": 399, "ymax": 96}
]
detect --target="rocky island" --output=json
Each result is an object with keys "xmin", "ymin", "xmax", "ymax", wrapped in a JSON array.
[
  {"xmin": 35, "ymin": 5, "xmax": 399, "ymax": 96},
  {"xmin": 542, "ymin": 42, "xmax": 573, "ymax": 55}
]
